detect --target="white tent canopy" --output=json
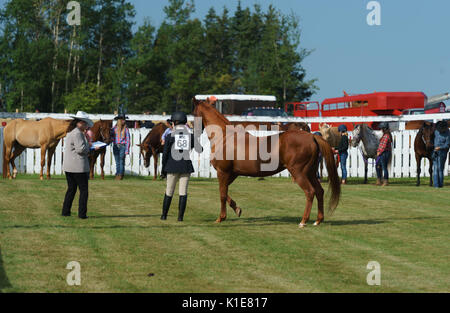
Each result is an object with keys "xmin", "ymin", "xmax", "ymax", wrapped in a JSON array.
[{"xmin": 195, "ymin": 94, "xmax": 277, "ymax": 102}]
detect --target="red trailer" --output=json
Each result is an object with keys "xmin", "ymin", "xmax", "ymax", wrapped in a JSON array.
[{"xmin": 285, "ymin": 92, "xmax": 427, "ymax": 131}]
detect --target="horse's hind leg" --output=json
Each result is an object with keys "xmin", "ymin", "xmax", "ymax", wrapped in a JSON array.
[
  {"xmin": 3, "ymin": 142, "xmax": 13, "ymax": 179},
  {"xmin": 10, "ymin": 143, "xmax": 25, "ymax": 179},
  {"xmin": 311, "ymin": 175, "xmax": 325, "ymax": 226},
  {"xmin": 225, "ymin": 174, "xmax": 241, "ymax": 217},
  {"xmin": 290, "ymin": 167, "xmax": 315, "ymax": 228}
]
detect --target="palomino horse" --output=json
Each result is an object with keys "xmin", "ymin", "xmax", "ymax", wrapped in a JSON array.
[
  {"xmin": 350, "ymin": 123, "xmax": 384, "ymax": 184},
  {"xmin": 137, "ymin": 122, "xmax": 168, "ymax": 180},
  {"xmin": 88, "ymin": 120, "xmax": 113, "ymax": 180},
  {"xmin": 414, "ymin": 122, "xmax": 435, "ymax": 186},
  {"xmin": 319, "ymin": 123, "xmax": 341, "ymax": 147},
  {"xmin": 2, "ymin": 118, "xmax": 70, "ymax": 180},
  {"xmin": 193, "ymin": 98, "xmax": 341, "ymax": 227}
]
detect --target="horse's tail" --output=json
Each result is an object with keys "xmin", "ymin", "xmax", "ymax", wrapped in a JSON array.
[
  {"xmin": 314, "ymin": 135, "xmax": 341, "ymax": 215},
  {"xmin": 2, "ymin": 128, "xmax": 7, "ymax": 179}
]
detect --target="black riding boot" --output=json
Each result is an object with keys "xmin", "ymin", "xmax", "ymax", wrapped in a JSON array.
[
  {"xmin": 161, "ymin": 194, "xmax": 172, "ymax": 220},
  {"xmin": 178, "ymin": 195, "xmax": 188, "ymax": 222}
]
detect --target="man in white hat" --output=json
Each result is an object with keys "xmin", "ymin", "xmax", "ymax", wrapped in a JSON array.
[{"xmin": 62, "ymin": 111, "xmax": 97, "ymax": 219}]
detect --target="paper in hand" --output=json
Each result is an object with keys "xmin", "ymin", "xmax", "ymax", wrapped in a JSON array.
[{"xmin": 90, "ymin": 141, "xmax": 107, "ymax": 150}]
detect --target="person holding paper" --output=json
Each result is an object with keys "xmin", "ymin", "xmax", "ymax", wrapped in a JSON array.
[{"xmin": 62, "ymin": 111, "xmax": 100, "ymax": 219}]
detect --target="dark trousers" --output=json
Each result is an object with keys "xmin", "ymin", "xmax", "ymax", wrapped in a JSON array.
[
  {"xmin": 62, "ymin": 172, "xmax": 89, "ymax": 217},
  {"xmin": 339, "ymin": 152, "xmax": 348, "ymax": 180},
  {"xmin": 433, "ymin": 149, "xmax": 449, "ymax": 188},
  {"xmin": 113, "ymin": 144, "xmax": 126, "ymax": 175},
  {"xmin": 376, "ymin": 150, "xmax": 391, "ymax": 180}
]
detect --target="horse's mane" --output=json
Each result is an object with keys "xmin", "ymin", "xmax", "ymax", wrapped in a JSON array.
[{"xmin": 201, "ymin": 101, "xmax": 231, "ymax": 126}]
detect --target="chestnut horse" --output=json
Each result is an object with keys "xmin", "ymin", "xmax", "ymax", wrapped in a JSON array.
[
  {"xmin": 137, "ymin": 122, "xmax": 168, "ymax": 180},
  {"xmin": 2, "ymin": 118, "xmax": 70, "ymax": 180},
  {"xmin": 414, "ymin": 122, "xmax": 435, "ymax": 186},
  {"xmin": 88, "ymin": 120, "xmax": 113, "ymax": 180},
  {"xmin": 193, "ymin": 98, "xmax": 341, "ymax": 227}
]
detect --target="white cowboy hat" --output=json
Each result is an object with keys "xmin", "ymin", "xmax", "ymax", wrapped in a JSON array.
[{"xmin": 70, "ymin": 111, "xmax": 94, "ymax": 128}]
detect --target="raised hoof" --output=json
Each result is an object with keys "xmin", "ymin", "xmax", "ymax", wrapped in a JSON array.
[{"xmin": 235, "ymin": 207, "xmax": 242, "ymax": 217}]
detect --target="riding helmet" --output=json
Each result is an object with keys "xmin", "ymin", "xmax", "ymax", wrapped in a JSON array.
[
  {"xmin": 338, "ymin": 125, "xmax": 347, "ymax": 133},
  {"xmin": 171, "ymin": 111, "xmax": 188, "ymax": 124}
]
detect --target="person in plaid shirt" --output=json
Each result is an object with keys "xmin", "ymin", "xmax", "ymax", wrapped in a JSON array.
[
  {"xmin": 111, "ymin": 114, "xmax": 130, "ymax": 180},
  {"xmin": 376, "ymin": 122, "xmax": 393, "ymax": 186}
]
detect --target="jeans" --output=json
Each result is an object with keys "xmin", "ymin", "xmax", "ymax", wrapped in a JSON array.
[
  {"xmin": 339, "ymin": 152, "xmax": 348, "ymax": 180},
  {"xmin": 62, "ymin": 172, "xmax": 89, "ymax": 218},
  {"xmin": 433, "ymin": 149, "xmax": 449, "ymax": 188},
  {"xmin": 376, "ymin": 150, "xmax": 391, "ymax": 180},
  {"xmin": 113, "ymin": 144, "xmax": 126, "ymax": 175}
]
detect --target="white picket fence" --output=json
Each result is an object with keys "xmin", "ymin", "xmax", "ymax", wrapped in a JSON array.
[{"xmin": 0, "ymin": 127, "xmax": 448, "ymax": 179}]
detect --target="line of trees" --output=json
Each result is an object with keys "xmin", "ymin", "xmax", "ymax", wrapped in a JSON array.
[{"xmin": 0, "ymin": 0, "xmax": 317, "ymax": 114}]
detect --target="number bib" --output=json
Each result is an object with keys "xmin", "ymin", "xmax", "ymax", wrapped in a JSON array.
[{"xmin": 174, "ymin": 134, "xmax": 190, "ymax": 151}]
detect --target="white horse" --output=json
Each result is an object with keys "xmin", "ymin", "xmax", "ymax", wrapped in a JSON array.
[{"xmin": 350, "ymin": 124, "xmax": 383, "ymax": 183}]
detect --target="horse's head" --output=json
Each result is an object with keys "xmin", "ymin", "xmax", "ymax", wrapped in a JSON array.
[
  {"xmin": 420, "ymin": 122, "xmax": 435, "ymax": 151},
  {"xmin": 137, "ymin": 142, "xmax": 151, "ymax": 168},
  {"xmin": 192, "ymin": 96, "xmax": 218, "ymax": 130},
  {"xmin": 98, "ymin": 120, "xmax": 113, "ymax": 144},
  {"xmin": 351, "ymin": 124, "xmax": 363, "ymax": 147}
]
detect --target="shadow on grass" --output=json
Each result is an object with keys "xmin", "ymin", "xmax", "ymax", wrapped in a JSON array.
[
  {"xmin": 0, "ymin": 248, "xmax": 12, "ymax": 292},
  {"xmin": 0, "ymin": 215, "xmax": 444, "ymax": 230},
  {"xmin": 90, "ymin": 214, "xmax": 160, "ymax": 219}
]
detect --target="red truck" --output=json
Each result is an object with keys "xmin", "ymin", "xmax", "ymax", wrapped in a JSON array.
[{"xmin": 285, "ymin": 91, "xmax": 433, "ymax": 131}]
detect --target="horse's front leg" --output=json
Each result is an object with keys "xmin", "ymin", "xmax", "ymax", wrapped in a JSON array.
[
  {"xmin": 216, "ymin": 172, "xmax": 229, "ymax": 223},
  {"xmin": 428, "ymin": 157, "xmax": 433, "ymax": 187},
  {"xmin": 46, "ymin": 146, "xmax": 56, "ymax": 180},
  {"xmin": 39, "ymin": 145, "xmax": 47, "ymax": 181},
  {"xmin": 415, "ymin": 155, "xmax": 421, "ymax": 186},
  {"xmin": 100, "ymin": 151, "xmax": 106, "ymax": 180},
  {"xmin": 152, "ymin": 149, "xmax": 158, "ymax": 181},
  {"xmin": 364, "ymin": 161, "xmax": 368, "ymax": 184}
]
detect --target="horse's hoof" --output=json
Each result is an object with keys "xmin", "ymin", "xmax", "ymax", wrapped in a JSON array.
[
  {"xmin": 39, "ymin": 177, "xmax": 44, "ymax": 181},
  {"xmin": 299, "ymin": 223, "xmax": 307, "ymax": 228},
  {"xmin": 236, "ymin": 207, "xmax": 242, "ymax": 217},
  {"xmin": 215, "ymin": 217, "xmax": 226, "ymax": 223}
]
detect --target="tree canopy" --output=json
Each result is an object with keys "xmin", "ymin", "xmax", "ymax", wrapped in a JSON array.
[{"xmin": 0, "ymin": 0, "xmax": 316, "ymax": 114}]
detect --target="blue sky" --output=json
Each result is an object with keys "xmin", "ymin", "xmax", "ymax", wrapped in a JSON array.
[
  {"xmin": 1, "ymin": 0, "xmax": 449, "ymax": 103},
  {"xmin": 133, "ymin": 0, "xmax": 450, "ymax": 102}
]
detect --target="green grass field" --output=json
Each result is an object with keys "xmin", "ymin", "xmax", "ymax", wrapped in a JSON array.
[{"xmin": 0, "ymin": 174, "xmax": 449, "ymax": 293}]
